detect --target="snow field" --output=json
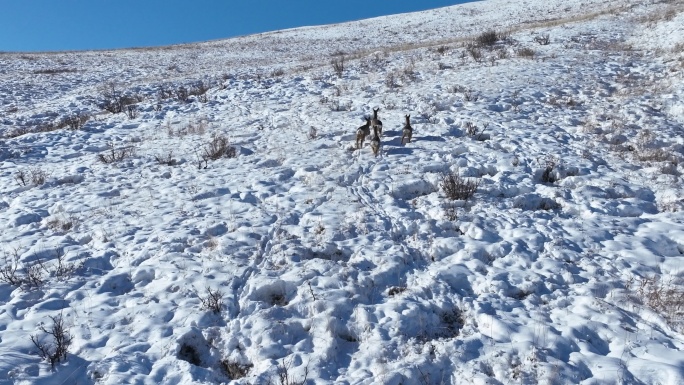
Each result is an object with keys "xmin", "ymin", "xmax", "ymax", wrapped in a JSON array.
[{"xmin": 1, "ymin": 0, "xmax": 684, "ymax": 384}]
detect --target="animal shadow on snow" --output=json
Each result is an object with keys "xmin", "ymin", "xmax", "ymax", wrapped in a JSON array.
[
  {"xmin": 385, "ymin": 146, "xmax": 415, "ymax": 156},
  {"xmin": 418, "ymin": 135, "xmax": 445, "ymax": 142},
  {"xmin": 382, "ymin": 129, "xmax": 403, "ymax": 137}
]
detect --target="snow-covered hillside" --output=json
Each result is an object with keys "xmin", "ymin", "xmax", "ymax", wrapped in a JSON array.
[{"xmin": 1, "ymin": 0, "xmax": 684, "ymax": 384}]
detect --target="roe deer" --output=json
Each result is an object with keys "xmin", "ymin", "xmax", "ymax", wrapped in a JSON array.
[
  {"xmin": 356, "ymin": 117, "xmax": 372, "ymax": 149},
  {"xmin": 370, "ymin": 125, "xmax": 381, "ymax": 157},
  {"xmin": 371, "ymin": 107, "xmax": 383, "ymax": 137},
  {"xmin": 401, "ymin": 114, "xmax": 413, "ymax": 145}
]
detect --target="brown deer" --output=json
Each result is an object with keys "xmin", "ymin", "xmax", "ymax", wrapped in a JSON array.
[
  {"xmin": 401, "ymin": 114, "xmax": 412, "ymax": 145},
  {"xmin": 370, "ymin": 125, "xmax": 381, "ymax": 157},
  {"xmin": 356, "ymin": 117, "xmax": 372, "ymax": 149},
  {"xmin": 371, "ymin": 107, "xmax": 383, "ymax": 137}
]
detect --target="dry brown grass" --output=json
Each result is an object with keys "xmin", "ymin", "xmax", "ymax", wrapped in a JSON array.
[
  {"xmin": 629, "ymin": 274, "xmax": 684, "ymax": 332},
  {"xmin": 32, "ymin": 68, "xmax": 78, "ymax": 75},
  {"xmin": 517, "ymin": 47, "xmax": 536, "ymax": 58},
  {"xmin": 636, "ymin": 2, "xmax": 683, "ymax": 26},
  {"xmin": 46, "ymin": 215, "xmax": 78, "ymax": 232}
]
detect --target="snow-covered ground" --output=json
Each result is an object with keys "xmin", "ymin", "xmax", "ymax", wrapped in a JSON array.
[{"xmin": 1, "ymin": 0, "xmax": 684, "ymax": 383}]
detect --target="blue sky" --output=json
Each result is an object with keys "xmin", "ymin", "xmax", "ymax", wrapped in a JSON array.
[{"xmin": 0, "ymin": 0, "xmax": 474, "ymax": 52}]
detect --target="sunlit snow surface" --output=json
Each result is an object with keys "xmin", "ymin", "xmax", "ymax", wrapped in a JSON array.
[{"xmin": 1, "ymin": 0, "xmax": 684, "ymax": 384}]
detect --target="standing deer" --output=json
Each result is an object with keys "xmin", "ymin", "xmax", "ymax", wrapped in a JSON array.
[
  {"xmin": 370, "ymin": 125, "xmax": 381, "ymax": 157},
  {"xmin": 371, "ymin": 107, "xmax": 383, "ymax": 137},
  {"xmin": 401, "ymin": 114, "xmax": 413, "ymax": 145},
  {"xmin": 356, "ymin": 117, "xmax": 372, "ymax": 149}
]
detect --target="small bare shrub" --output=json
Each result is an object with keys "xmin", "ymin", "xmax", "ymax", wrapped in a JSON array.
[
  {"xmin": 154, "ymin": 150, "xmax": 177, "ymax": 166},
  {"xmin": 98, "ymin": 144, "xmax": 135, "ymax": 164},
  {"xmin": 24, "ymin": 259, "xmax": 47, "ymax": 289},
  {"xmin": 307, "ymin": 126, "xmax": 318, "ymax": 140},
  {"xmin": 463, "ymin": 89, "xmax": 478, "ymax": 102},
  {"xmin": 658, "ymin": 196, "xmax": 683, "ymax": 213},
  {"xmin": 14, "ymin": 170, "xmax": 28, "ymax": 187},
  {"xmin": 467, "ymin": 46, "xmax": 483, "ymax": 62},
  {"xmin": 328, "ymin": 99, "xmax": 352, "ymax": 112},
  {"xmin": 402, "ymin": 62, "xmax": 418, "ymax": 83},
  {"xmin": 221, "ymin": 360, "xmax": 253, "ymax": 380},
  {"xmin": 476, "ymin": 30, "xmax": 499, "ymax": 47},
  {"xmin": 637, "ymin": 148, "xmax": 674, "ymax": 163},
  {"xmin": 32, "ymin": 68, "xmax": 77, "ymax": 75},
  {"xmin": 439, "ymin": 308, "xmax": 465, "ymax": 338},
  {"xmin": 0, "ymin": 249, "xmax": 23, "ymax": 287},
  {"xmin": 449, "ymin": 84, "xmax": 467, "ymax": 93},
  {"xmin": 443, "ymin": 203, "xmax": 458, "ymax": 221},
  {"xmin": 463, "ymin": 121, "xmax": 479, "ymax": 136},
  {"xmin": 369, "ymin": 52, "xmax": 386, "ymax": 70},
  {"xmin": 203, "ymin": 134, "xmax": 236, "ymax": 161},
  {"xmin": 46, "ymin": 215, "xmax": 77, "ymax": 232},
  {"xmin": 440, "ymin": 171, "xmax": 479, "ymax": 201},
  {"xmin": 436, "ymin": 45, "xmax": 450, "ymax": 55},
  {"xmin": 100, "ymin": 98, "xmax": 123, "ymax": 114},
  {"xmin": 11, "ymin": 260, "xmax": 44, "ymax": 290},
  {"xmin": 534, "ymin": 34, "xmax": 551, "ymax": 45},
  {"xmin": 189, "ymin": 81, "xmax": 210, "ymax": 102},
  {"xmin": 198, "ymin": 287, "xmax": 224, "ymax": 314},
  {"xmin": 462, "ymin": 121, "xmax": 488, "ymax": 140},
  {"xmin": 633, "ymin": 130, "xmax": 674, "ymax": 163},
  {"xmin": 511, "ymin": 98, "xmax": 522, "ymax": 112},
  {"xmin": 99, "ymin": 83, "xmax": 137, "ymax": 114},
  {"xmin": 331, "ymin": 54, "xmax": 345, "ymax": 78},
  {"xmin": 29, "ymin": 167, "xmax": 48, "ymax": 185},
  {"xmin": 31, "ymin": 313, "xmax": 73, "ymax": 369},
  {"xmin": 388, "ymin": 286, "xmax": 407, "ymax": 296},
  {"xmin": 63, "ymin": 113, "xmax": 90, "ymax": 130},
  {"xmin": 3, "ymin": 126, "xmax": 30, "ymax": 138},
  {"xmin": 125, "ymin": 105, "xmax": 138, "ymax": 119},
  {"xmin": 157, "ymin": 85, "xmax": 174, "ymax": 101},
  {"xmin": 422, "ymin": 112, "xmax": 437, "ymax": 124},
  {"xmin": 178, "ymin": 343, "xmax": 201, "ymax": 366},
  {"xmin": 270, "ymin": 292, "xmax": 288, "ymax": 306},
  {"xmin": 538, "ymin": 156, "xmax": 560, "ymax": 183},
  {"xmin": 385, "ymin": 72, "xmax": 400, "ymax": 89},
  {"xmin": 0, "ymin": 250, "xmax": 65, "ymax": 290},
  {"xmin": 176, "ymin": 86, "xmax": 189, "ymax": 103},
  {"xmin": 274, "ymin": 358, "xmax": 309, "ymax": 385},
  {"xmin": 660, "ymin": 160, "xmax": 679, "ymax": 176},
  {"xmin": 174, "ymin": 120, "xmax": 207, "ymax": 136},
  {"xmin": 52, "ymin": 248, "xmax": 83, "ymax": 279},
  {"xmin": 517, "ymin": 47, "xmax": 535, "ymax": 58},
  {"xmin": 672, "ymin": 42, "xmax": 684, "ymax": 54},
  {"xmin": 632, "ymin": 275, "xmax": 684, "ymax": 331}
]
